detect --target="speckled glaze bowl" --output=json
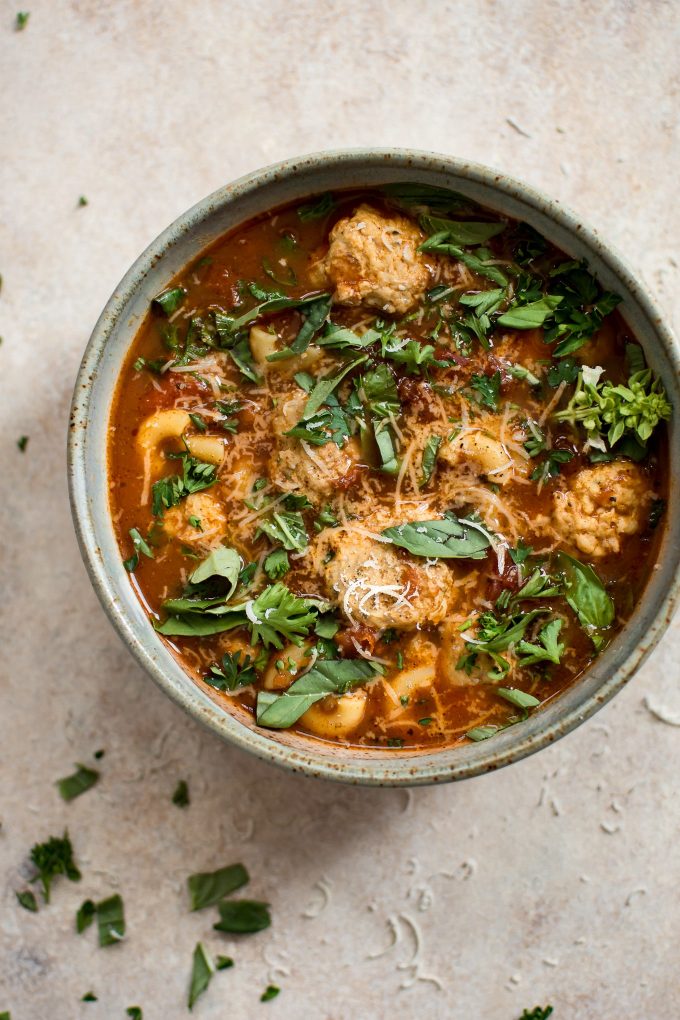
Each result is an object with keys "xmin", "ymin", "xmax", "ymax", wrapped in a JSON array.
[{"xmin": 68, "ymin": 149, "xmax": 680, "ymax": 786}]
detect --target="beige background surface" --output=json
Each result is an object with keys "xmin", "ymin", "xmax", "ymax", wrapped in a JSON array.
[{"xmin": 1, "ymin": 1, "xmax": 679, "ymax": 1017}]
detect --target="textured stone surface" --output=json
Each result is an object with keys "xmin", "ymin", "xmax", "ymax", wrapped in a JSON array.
[{"xmin": 1, "ymin": 1, "xmax": 679, "ymax": 1017}]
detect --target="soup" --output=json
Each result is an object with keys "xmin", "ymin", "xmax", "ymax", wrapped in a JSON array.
[{"xmin": 108, "ymin": 184, "xmax": 670, "ymax": 750}]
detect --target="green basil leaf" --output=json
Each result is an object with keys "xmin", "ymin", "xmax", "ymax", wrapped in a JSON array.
[
  {"xmin": 261, "ymin": 986, "xmax": 280, "ymax": 1002},
  {"xmin": 556, "ymin": 552, "xmax": 615, "ymax": 638},
  {"xmin": 156, "ymin": 612, "xmax": 248, "ymax": 637},
  {"xmin": 303, "ymin": 356, "xmax": 367, "ymax": 419},
  {"xmin": 420, "ymin": 215, "xmax": 506, "ymax": 245},
  {"xmin": 497, "ymin": 295, "xmax": 563, "ymax": 329},
  {"xmin": 97, "ymin": 894, "xmax": 125, "ymax": 947},
  {"xmin": 76, "ymin": 899, "xmax": 96, "ymax": 933},
  {"xmin": 382, "ymin": 182, "xmax": 471, "ymax": 213},
  {"xmin": 189, "ymin": 545, "xmax": 241, "ymax": 593},
  {"xmin": 316, "ymin": 323, "xmax": 380, "ymax": 350},
  {"xmin": 57, "ymin": 763, "xmax": 99, "ymax": 802},
  {"xmin": 297, "ymin": 193, "xmax": 335, "ymax": 221},
  {"xmin": 187, "ymin": 863, "xmax": 249, "ymax": 911},
  {"xmin": 153, "ymin": 287, "xmax": 186, "ymax": 316},
  {"xmin": 496, "ymin": 688, "xmax": 541, "ymax": 710},
  {"xmin": 256, "ymin": 659, "xmax": 382, "ymax": 729},
  {"xmin": 213, "ymin": 900, "xmax": 271, "ymax": 934},
  {"xmin": 16, "ymin": 889, "xmax": 39, "ymax": 912},
  {"xmin": 257, "ymin": 511, "xmax": 308, "ymax": 552},
  {"xmin": 126, "ymin": 1009, "xmax": 143, "ymax": 1019},
  {"xmin": 382, "ymin": 514, "xmax": 492, "ymax": 559},
  {"xmin": 188, "ymin": 942, "xmax": 214, "ymax": 1010},
  {"xmin": 267, "ymin": 295, "xmax": 332, "ymax": 360}
]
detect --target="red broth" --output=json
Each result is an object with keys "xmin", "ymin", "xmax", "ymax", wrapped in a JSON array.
[{"xmin": 108, "ymin": 187, "xmax": 668, "ymax": 750}]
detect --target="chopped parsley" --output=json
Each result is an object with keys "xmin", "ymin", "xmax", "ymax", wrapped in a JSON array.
[
  {"xmin": 151, "ymin": 452, "xmax": 217, "ymax": 517},
  {"xmin": 261, "ymin": 985, "xmax": 281, "ymax": 1002},
  {"xmin": 172, "ymin": 779, "xmax": 190, "ymax": 808},
  {"xmin": 15, "ymin": 11, "xmax": 29, "ymax": 29},
  {"xmin": 16, "ymin": 435, "xmax": 29, "ymax": 452},
  {"xmin": 16, "ymin": 889, "xmax": 38, "ymax": 912},
  {"xmin": 30, "ymin": 832, "xmax": 81, "ymax": 903}
]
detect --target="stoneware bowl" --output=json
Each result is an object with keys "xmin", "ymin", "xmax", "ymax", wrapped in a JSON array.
[{"xmin": 68, "ymin": 149, "xmax": 680, "ymax": 786}]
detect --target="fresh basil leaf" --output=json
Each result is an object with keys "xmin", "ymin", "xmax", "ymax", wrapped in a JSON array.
[
  {"xmin": 316, "ymin": 323, "xmax": 380, "ymax": 350},
  {"xmin": 420, "ymin": 215, "xmax": 505, "ymax": 245},
  {"xmin": 382, "ymin": 182, "xmax": 470, "ymax": 213},
  {"xmin": 57, "ymin": 763, "xmax": 99, "ymax": 802},
  {"xmin": 16, "ymin": 889, "xmax": 38, "ymax": 912},
  {"xmin": 153, "ymin": 287, "xmax": 186, "ymax": 316},
  {"xmin": 374, "ymin": 421, "xmax": 400, "ymax": 475},
  {"xmin": 261, "ymin": 986, "xmax": 281, "ymax": 1002},
  {"xmin": 190, "ymin": 545, "xmax": 241, "ymax": 593},
  {"xmin": 556, "ymin": 551, "xmax": 614, "ymax": 639},
  {"xmin": 267, "ymin": 295, "xmax": 332, "ymax": 361},
  {"xmin": 215, "ymin": 291, "xmax": 326, "ymax": 340},
  {"xmin": 123, "ymin": 527, "xmax": 154, "ymax": 572},
  {"xmin": 297, "ymin": 193, "xmax": 335, "ymax": 221},
  {"xmin": 303, "ymin": 356, "xmax": 367, "ymax": 419},
  {"xmin": 76, "ymin": 899, "xmax": 96, "ymax": 933},
  {"xmin": 155, "ymin": 612, "xmax": 248, "ymax": 637},
  {"xmin": 97, "ymin": 894, "xmax": 125, "ymax": 947},
  {"xmin": 497, "ymin": 295, "xmax": 563, "ymax": 329},
  {"xmin": 360, "ymin": 363, "xmax": 400, "ymax": 418},
  {"xmin": 421, "ymin": 435, "xmax": 442, "ymax": 487},
  {"xmin": 419, "ymin": 237, "xmax": 509, "ymax": 286},
  {"xmin": 459, "ymin": 288, "xmax": 506, "ymax": 317},
  {"xmin": 216, "ymin": 956, "xmax": 234, "ymax": 971},
  {"xmin": 213, "ymin": 900, "xmax": 271, "ymax": 934},
  {"xmin": 256, "ymin": 659, "xmax": 382, "ymax": 729},
  {"xmin": 382, "ymin": 513, "xmax": 492, "ymax": 559},
  {"xmin": 466, "ymin": 725, "xmax": 499, "ymax": 741},
  {"xmin": 497, "ymin": 688, "xmax": 541, "ymax": 710},
  {"xmin": 126, "ymin": 1009, "xmax": 143, "ymax": 1019},
  {"xmin": 188, "ymin": 942, "xmax": 214, "ymax": 1010},
  {"xmin": 81, "ymin": 992, "xmax": 97, "ymax": 1002},
  {"xmin": 188, "ymin": 863, "xmax": 249, "ymax": 911}
]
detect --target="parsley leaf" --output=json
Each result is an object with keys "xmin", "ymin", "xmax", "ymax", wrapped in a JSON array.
[
  {"xmin": 152, "ymin": 453, "xmax": 217, "ymax": 517},
  {"xmin": 97, "ymin": 894, "xmax": 125, "ymax": 947},
  {"xmin": 264, "ymin": 548, "xmax": 290, "ymax": 580},
  {"xmin": 469, "ymin": 371, "xmax": 501, "ymax": 410},
  {"xmin": 257, "ymin": 510, "xmax": 308, "ymax": 552},
  {"xmin": 188, "ymin": 942, "xmax": 214, "ymax": 1010},
  {"xmin": 30, "ymin": 832, "xmax": 81, "ymax": 903},
  {"xmin": 205, "ymin": 651, "xmax": 257, "ymax": 692}
]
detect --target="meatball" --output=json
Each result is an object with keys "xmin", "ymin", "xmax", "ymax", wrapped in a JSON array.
[
  {"xmin": 552, "ymin": 460, "xmax": 652, "ymax": 557},
  {"xmin": 162, "ymin": 492, "xmax": 228, "ymax": 545},
  {"xmin": 309, "ymin": 204, "xmax": 430, "ymax": 315},
  {"xmin": 269, "ymin": 389, "xmax": 361, "ymax": 497},
  {"xmin": 316, "ymin": 528, "xmax": 455, "ymax": 630}
]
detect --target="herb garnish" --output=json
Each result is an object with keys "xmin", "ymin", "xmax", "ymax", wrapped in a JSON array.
[
  {"xmin": 213, "ymin": 899, "xmax": 271, "ymax": 933},
  {"xmin": 16, "ymin": 11, "xmax": 30, "ymax": 29},
  {"xmin": 153, "ymin": 287, "xmax": 186, "ymax": 316},
  {"xmin": 57, "ymin": 763, "xmax": 99, "ymax": 802},
  {"xmin": 151, "ymin": 452, "xmax": 217, "ymax": 517},
  {"xmin": 297, "ymin": 193, "xmax": 335, "ymax": 221},
  {"xmin": 96, "ymin": 893, "xmax": 125, "ymax": 946},
  {"xmin": 16, "ymin": 889, "xmax": 38, "ymax": 912},
  {"xmin": 420, "ymin": 435, "xmax": 442, "ymax": 487},
  {"xmin": 126, "ymin": 1009, "xmax": 143, "ymax": 1019},
  {"xmin": 206, "ymin": 651, "xmax": 257, "ymax": 692},
  {"xmin": 261, "ymin": 985, "xmax": 281, "ymax": 1002},
  {"xmin": 76, "ymin": 899, "xmax": 96, "ymax": 933},
  {"xmin": 264, "ymin": 548, "xmax": 290, "ymax": 580},
  {"xmin": 17, "ymin": 435, "xmax": 29, "ymax": 452},
  {"xmin": 123, "ymin": 527, "xmax": 154, "ymax": 572},
  {"xmin": 382, "ymin": 513, "xmax": 492, "ymax": 559},
  {"xmin": 188, "ymin": 862, "xmax": 249, "ymax": 910},
  {"xmin": 256, "ymin": 659, "xmax": 382, "ymax": 729},
  {"xmin": 172, "ymin": 779, "xmax": 190, "ymax": 808},
  {"xmin": 30, "ymin": 832, "xmax": 81, "ymax": 903}
]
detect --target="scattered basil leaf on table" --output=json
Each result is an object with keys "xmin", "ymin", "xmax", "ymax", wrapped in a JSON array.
[
  {"xmin": 188, "ymin": 942, "xmax": 214, "ymax": 1011},
  {"xmin": 97, "ymin": 894, "xmax": 125, "ymax": 947},
  {"xmin": 57, "ymin": 763, "xmax": 99, "ymax": 802},
  {"xmin": 188, "ymin": 863, "xmax": 249, "ymax": 911},
  {"xmin": 213, "ymin": 900, "xmax": 271, "ymax": 934}
]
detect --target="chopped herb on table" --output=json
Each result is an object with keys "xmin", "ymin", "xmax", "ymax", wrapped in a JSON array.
[
  {"xmin": 213, "ymin": 899, "xmax": 271, "ymax": 933},
  {"xmin": 57, "ymin": 763, "xmax": 99, "ymax": 801},
  {"xmin": 96, "ymin": 894, "xmax": 126, "ymax": 946},
  {"xmin": 188, "ymin": 942, "xmax": 214, "ymax": 1011},
  {"xmin": 15, "ymin": 11, "xmax": 30, "ymax": 29},
  {"xmin": 172, "ymin": 779, "xmax": 190, "ymax": 808},
  {"xmin": 30, "ymin": 831, "xmax": 81, "ymax": 903},
  {"xmin": 261, "ymin": 985, "xmax": 280, "ymax": 1002},
  {"xmin": 16, "ymin": 435, "xmax": 29, "ymax": 452},
  {"xmin": 187, "ymin": 862, "xmax": 249, "ymax": 911},
  {"xmin": 16, "ymin": 889, "xmax": 38, "ymax": 912}
]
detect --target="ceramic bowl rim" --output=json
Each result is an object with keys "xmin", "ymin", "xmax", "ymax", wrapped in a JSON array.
[{"xmin": 67, "ymin": 148, "xmax": 680, "ymax": 787}]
